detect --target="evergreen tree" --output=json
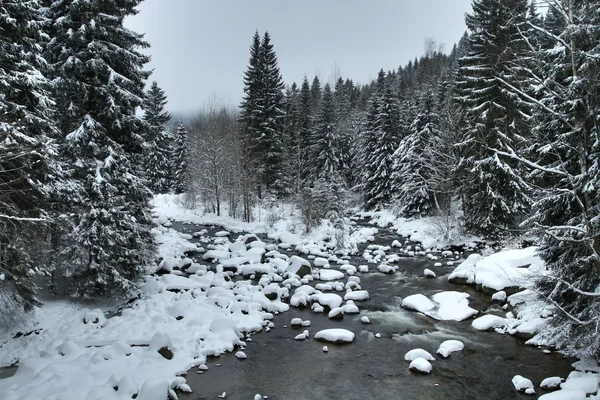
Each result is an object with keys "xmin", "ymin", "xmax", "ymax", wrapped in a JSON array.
[
  {"xmin": 173, "ymin": 122, "xmax": 189, "ymax": 194},
  {"xmin": 454, "ymin": 0, "xmax": 532, "ymax": 237},
  {"xmin": 310, "ymin": 75, "xmax": 322, "ymax": 112},
  {"xmin": 297, "ymin": 76, "xmax": 313, "ymax": 183},
  {"xmin": 143, "ymin": 81, "xmax": 173, "ymax": 193},
  {"xmin": 0, "ymin": 0, "xmax": 57, "ymax": 313},
  {"xmin": 239, "ymin": 31, "xmax": 286, "ymax": 197},
  {"xmin": 361, "ymin": 70, "xmax": 401, "ymax": 210},
  {"xmin": 393, "ymin": 95, "xmax": 437, "ymax": 216},
  {"xmin": 311, "ymin": 83, "xmax": 340, "ymax": 180},
  {"xmin": 45, "ymin": 0, "xmax": 155, "ymax": 299},
  {"xmin": 501, "ymin": 0, "xmax": 600, "ymax": 358}
]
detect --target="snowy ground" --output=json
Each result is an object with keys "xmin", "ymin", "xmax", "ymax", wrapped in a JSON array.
[{"xmin": 0, "ymin": 195, "xmax": 598, "ymax": 399}]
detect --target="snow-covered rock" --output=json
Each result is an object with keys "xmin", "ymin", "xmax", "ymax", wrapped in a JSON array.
[
  {"xmin": 540, "ymin": 377, "xmax": 563, "ymax": 390},
  {"xmin": 472, "ymin": 315, "xmax": 507, "ymax": 331},
  {"xmin": 318, "ymin": 270, "xmax": 345, "ymax": 281},
  {"xmin": 401, "ymin": 294, "xmax": 435, "ymax": 313},
  {"xmin": 512, "ymin": 375, "xmax": 535, "ymax": 394},
  {"xmin": 409, "ymin": 357, "xmax": 432, "ymax": 374},
  {"xmin": 436, "ymin": 340, "xmax": 464, "ymax": 358},
  {"xmin": 404, "ymin": 348, "xmax": 436, "ymax": 361},
  {"xmin": 344, "ymin": 290, "xmax": 369, "ymax": 301},
  {"xmin": 423, "ymin": 268, "xmax": 436, "ymax": 278},
  {"xmin": 314, "ymin": 329, "xmax": 355, "ymax": 343},
  {"xmin": 360, "ymin": 316, "xmax": 371, "ymax": 324}
]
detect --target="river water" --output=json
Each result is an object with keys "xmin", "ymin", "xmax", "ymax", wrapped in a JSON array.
[{"xmin": 174, "ymin": 221, "xmax": 575, "ymax": 400}]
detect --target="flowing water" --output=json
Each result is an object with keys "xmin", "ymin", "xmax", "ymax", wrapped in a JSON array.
[{"xmin": 174, "ymin": 221, "xmax": 575, "ymax": 400}]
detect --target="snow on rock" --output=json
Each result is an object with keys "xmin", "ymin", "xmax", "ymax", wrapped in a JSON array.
[
  {"xmin": 235, "ymin": 351, "xmax": 247, "ymax": 359},
  {"xmin": 472, "ymin": 315, "xmax": 508, "ymax": 331},
  {"xmin": 290, "ymin": 318, "xmax": 304, "ymax": 328},
  {"xmin": 322, "ymin": 346, "xmax": 329, "ymax": 352},
  {"xmin": 342, "ymin": 301, "xmax": 359, "ymax": 314},
  {"xmin": 409, "ymin": 358, "xmax": 432, "ymax": 374},
  {"xmin": 360, "ymin": 316, "xmax": 371, "ymax": 324},
  {"xmin": 492, "ymin": 291, "xmax": 507, "ymax": 302},
  {"xmin": 314, "ymin": 329, "xmax": 355, "ymax": 343},
  {"xmin": 538, "ymin": 391, "xmax": 586, "ymax": 400},
  {"xmin": 512, "ymin": 375, "xmax": 535, "ymax": 394},
  {"xmin": 314, "ymin": 257, "xmax": 330, "ymax": 267},
  {"xmin": 560, "ymin": 372, "xmax": 600, "ymax": 394},
  {"xmin": 423, "ymin": 269, "xmax": 436, "ymax": 278},
  {"xmin": 311, "ymin": 293, "xmax": 343, "ymax": 310},
  {"xmin": 436, "ymin": 340, "xmax": 464, "ymax": 358},
  {"xmin": 377, "ymin": 264, "xmax": 398, "ymax": 274},
  {"xmin": 318, "ymin": 269, "xmax": 345, "ymax": 281},
  {"xmin": 540, "ymin": 377, "xmax": 563, "ymax": 390},
  {"xmin": 328, "ymin": 307, "xmax": 344, "ymax": 320},
  {"xmin": 448, "ymin": 248, "xmax": 543, "ymax": 293},
  {"xmin": 287, "ymin": 256, "xmax": 312, "ymax": 277},
  {"xmin": 430, "ymin": 291, "xmax": 478, "ymax": 321},
  {"xmin": 277, "ymin": 231, "xmax": 300, "ymax": 245},
  {"xmin": 401, "ymin": 294, "xmax": 436, "ymax": 313},
  {"xmin": 344, "ymin": 290, "xmax": 369, "ymax": 301},
  {"xmin": 404, "ymin": 348, "xmax": 436, "ymax": 361},
  {"xmin": 137, "ymin": 379, "xmax": 170, "ymax": 400}
]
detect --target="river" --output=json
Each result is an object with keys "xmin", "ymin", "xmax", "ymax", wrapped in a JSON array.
[{"xmin": 172, "ymin": 220, "xmax": 574, "ymax": 400}]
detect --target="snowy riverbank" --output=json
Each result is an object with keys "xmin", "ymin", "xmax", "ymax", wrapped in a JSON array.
[{"xmin": 0, "ymin": 195, "xmax": 598, "ymax": 399}]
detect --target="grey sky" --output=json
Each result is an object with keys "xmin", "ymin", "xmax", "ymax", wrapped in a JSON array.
[{"xmin": 126, "ymin": 0, "xmax": 473, "ymax": 113}]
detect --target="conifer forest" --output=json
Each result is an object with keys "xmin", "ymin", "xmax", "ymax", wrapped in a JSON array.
[{"xmin": 1, "ymin": 1, "xmax": 600, "ymax": 399}]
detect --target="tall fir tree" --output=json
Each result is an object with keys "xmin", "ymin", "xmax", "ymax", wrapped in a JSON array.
[
  {"xmin": 45, "ymin": 0, "xmax": 155, "ymax": 299},
  {"xmin": 143, "ymin": 81, "xmax": 173, "ymax": 193},
  {"xmin": 239, "ymin": 31, "xmax": 286, "ymax": 197},
  {"xmin": 0, "ymin": 0, "xmax": 58, "ymax": 312},
  {"xmin": 310, "ymin": 83, "xmax": 340, "ymax": 180},
  {"xmin": 173, "ymin": 121, "xmax": 189, "ymax": 194},
  {"xmin": 454, "ymin": 0, "xmax": 532, "ymax": 237},
  {"xmin": 361, "ymin": 70, "xmax": 401, "ymax": 210},
  {"xmin": 297, "ymin": 76, "xmax": 313, "ymax": 183},
  {"xmin": 393, "ymin": 95, "xmax": 437, "ymax": 216},
  {"xmin": 502, "ymin": 0, "xmax": 600, "ymax": 358}
]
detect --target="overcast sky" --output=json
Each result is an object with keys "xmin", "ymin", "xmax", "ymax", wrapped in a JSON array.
[{"xmin": 125, "ymin": 0, "xmax": 473, "ymax": 114}]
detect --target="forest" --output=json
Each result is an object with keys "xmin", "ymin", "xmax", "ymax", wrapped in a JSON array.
[{"xmin": 1, "ymin": 0, "xmax": 600, "ymax": 397}]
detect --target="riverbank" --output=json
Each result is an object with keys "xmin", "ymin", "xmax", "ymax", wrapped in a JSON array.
[{"xmin": 0, "ymin": 195, "xmax": 598, "ymax": 399}]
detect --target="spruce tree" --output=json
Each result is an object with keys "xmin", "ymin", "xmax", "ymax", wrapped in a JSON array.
[
  {"xmin": 393, "ymin": 95, "xmax": 437, "ymax": 216},
  {"xmin": 239, "ymin": 31, "xmax": 286, "ymax": 197},
  {"xmin": 143, "ymin": 81, "xmax": 173, "ymax": 193},
  {"xmin": 173, "ymin": 121, "xmax": 189, "ymax": 194},
  {"xmin": 504, "ymin": 0, "xmax": 600, "ymax": 358},
  {"xmin": 45, "ymin": 0, "xmax": 155, "ymax": 299},
  {"xmin": 454, "ymin": 0, "xmax": 531, "ymax": 237},
  {"xmin": 361, "ymin": 70, "xmax": 401, "ymax": 210},
  {"xmin": 297, "ymin": 76, "xmax": 313, "ymax": 183},
  {"xmin": 311, "ymin": 83, "xmax": 340, "ymax": 180},
  {"xmin": 0, "ymin": 0, "xmax": 57, "ymax": 313}
]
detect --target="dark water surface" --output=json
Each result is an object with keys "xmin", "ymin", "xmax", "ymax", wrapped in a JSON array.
[{"xmin": 173, "ymin": 221, "xmax": 574, "ymax": 400}]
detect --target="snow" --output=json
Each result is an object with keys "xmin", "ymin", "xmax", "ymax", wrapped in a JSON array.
[
  {"xmin": 402, "ymin": 292, "xmax": 477, "ymax": 321},
  {"xmin": 318, "ymin": 269, "xmax": 345, "ymax": 281},
  {"xmin": 436, "ymin": 340, "xmax": 464, "ymax": 358},
  {"xmin": 360, "ymin": 316, "xmax": 371, "ymax": 324},
  {"xmin": 538, "ymin": 391, "xmax": 586, "ymax": 400},
  {"xmin": 448, "ymin": 247, "xmax": 543, "ymax": 291},
  {"xmin": 344, "ymin": 290, "xmax": 369, "ymax": 301},
  {"xmin": 512, "ymin": 375, "xmax": 535, "ymax": 393},
  {"xmin": 423, "ymin": 268, "xmax": 436, "ymax": 278},
  {"xmin": 540, "ymin": 377, "xmax": 563, "ymax": 389},
  {"xmin": 314, "ymin": 329, "xmax": 355, "ymax": 343},
  {"xmin": 235, "ymin": 351, "xmax": 247, "ymax": 359},
  {"xmin": 401, "ymin": 294, "xmax": 435, "ymax": 313},
  {"xmin": 472, "ymin": 315, "xmax": 508, "ymax": 331},
  {"xmin": 405, "ymin": 348, "xmax": 436, "ymax": 361},
  {"xmin": 408, "ymin": 358, "xmax": 432, "ymax": 374}
]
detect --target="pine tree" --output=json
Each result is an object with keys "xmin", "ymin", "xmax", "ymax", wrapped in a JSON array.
[
  {"xmin": 454, "ymin": 0, "xmax": 532, "ymax": 237},
  {"xmin": 0, "ymin": 0, "xmax": 57, "ymax": 313},
  {"xmin": 239, "ymin": 31, "xmax": 286, "ymax": 197},
  {"xmin": 173, "ymin": 121, "xmax": 189, "ymax": 194},
  {"xmin": 500, "ymin": 0, "xmax": 600, "ymax": 358},
  {"xmin": 297, "ymin": 76, "xmax": 313, "ymax": 183},
  {"xmin": 394, "ymin": 95, "xmax": 437, "ymax": 216},
  {"xmin": 311, "ymin": 83, "xmax": 340, "ymax": 180},
  {"xmin": 361, "ymin": 70, "xmax": 401, "ymax": 210},
  {"xmin": 45, "ymin": 0, "xmax": 155, "ymax": 299},
  {"xmin": 143, "ymin": 81, "xmax": 173, "ymax": 193}
]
